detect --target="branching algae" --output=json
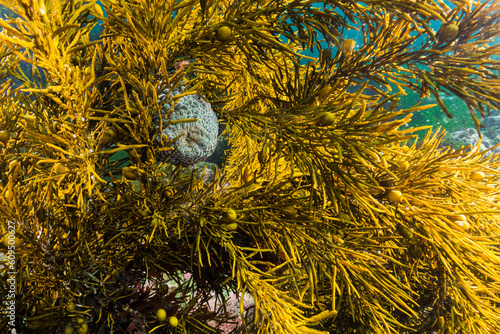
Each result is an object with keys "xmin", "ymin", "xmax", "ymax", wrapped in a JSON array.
[{"xmin": 1, "ymin": 0, "xmax": 500, "ymax": 333}]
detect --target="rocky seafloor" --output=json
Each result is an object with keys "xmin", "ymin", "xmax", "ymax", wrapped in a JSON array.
[{"xmin": 440, "ymin": 115, "xmax": 500, "ymax": 155}]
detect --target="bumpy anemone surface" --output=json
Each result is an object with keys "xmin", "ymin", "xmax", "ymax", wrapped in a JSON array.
[{"xmin": 156, "ymin": 86, "xmax": 219, "ymax": 165}]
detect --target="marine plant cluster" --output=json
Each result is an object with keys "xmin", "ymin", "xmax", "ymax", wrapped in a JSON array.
[{"xmin": 1, "ymin": 0, "xmax": 500, "ymax": 333}]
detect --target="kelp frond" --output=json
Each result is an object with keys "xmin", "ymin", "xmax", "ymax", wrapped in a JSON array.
[{"xmin": 1, "ymin": 1, "xmax": 500, "ymax": 334}]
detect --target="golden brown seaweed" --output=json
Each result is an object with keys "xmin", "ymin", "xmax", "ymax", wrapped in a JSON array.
[{"xmin": 1, "ymin": 0, "xmax": 500, "ymax": 333}]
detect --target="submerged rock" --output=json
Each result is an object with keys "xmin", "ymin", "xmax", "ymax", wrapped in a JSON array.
[
  {"xmin": 484, "ymin": 116, "xmax": 500, "ymax": 128},
  {"xmin": 450, "ymin": 128, "xmax": 491, "ymax": 151}
]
